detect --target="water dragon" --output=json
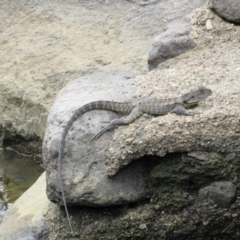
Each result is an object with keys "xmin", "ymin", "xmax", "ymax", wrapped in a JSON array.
[{"xmin": 57, "ymin": 86, "xmax": 212, "ymax": 234}]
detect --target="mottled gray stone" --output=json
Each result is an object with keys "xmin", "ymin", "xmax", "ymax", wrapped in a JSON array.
[
  {"xmin": 43, "ymin": 71, "xmax": 147, "ymax": 207},
  {"xmin": 198, "ymin": 181, "xmax": 236, "ymax": 208},
  {"xmin": 148, "ymin": 18, "xmax": 196, "ymax": 70},
  {"xmin": 225, "ymin": 153, "xmax": 237, "ymax": 161},
  {"xmin": 188, "ymin": 151, "xmax": 209, "ymax": 161},
  {"xmin": 208, "ymin": 0, "xmax": 240, "ymax": 23}
]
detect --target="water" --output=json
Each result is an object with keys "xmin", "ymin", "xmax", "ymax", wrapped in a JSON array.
[{"xmin": 0, "ymin": 148, "xmax": 44, "ymax": 222}]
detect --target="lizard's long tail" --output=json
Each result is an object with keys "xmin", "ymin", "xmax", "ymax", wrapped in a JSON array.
[{"xmin": 57, "ymin": 100, "xmax": 133, "ymax": 234}]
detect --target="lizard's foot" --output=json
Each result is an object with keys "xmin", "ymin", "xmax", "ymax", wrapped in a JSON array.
[
  {"xmin": 171, "ymin": 105, "xmax": 200, "ymax": 115},
  {"xmin": 91, "ymin": 118, "xmax": 124, "ymax": 140},
  {"xmin": 100, "ymin": 120, "xmax": 109, "ymax": 123},
  {"xmin": 91, "ymin": 125, "xmax": 113, "ymax": 140},
  {"xmin": 185, "ymin": 110, "xmax": 200, "ymax": 115}
]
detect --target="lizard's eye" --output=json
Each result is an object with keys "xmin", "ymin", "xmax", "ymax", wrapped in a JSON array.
[{"xmin": 189, "ymin": 95, "xmax": 196, "ymax": 101}]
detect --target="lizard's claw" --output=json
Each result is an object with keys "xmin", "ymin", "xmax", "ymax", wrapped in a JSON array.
[
  {"xmin": 187, "ymin": 110, "xmax": 200, "ymax": 115},
  {"xmin": 91, "ymin": 125, "xmax": 113, "ymax": 140},
  {"xmin": 91, "ymin": 119, "xmax": 124, "ymax": 140}
]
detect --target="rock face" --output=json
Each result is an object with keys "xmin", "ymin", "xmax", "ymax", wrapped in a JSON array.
[
  {"xmin": 148, "ymin": 18, "xmax": 196, "ymax": 70},
  {"xmin": 2, "ymin": 1, "xmax": 240, "ymax": 239},
  {"xmin": 42, "ymin": 151, "xmax": 240, "ymax": 239},
  {"xmin": 2, "ymin": 152, "xmax": 240, "ymax": 239},
  {"xmin": 198, "ymin": 181, "xmax": 236, "ymax": 208},
  {"xmin": 208, "ymin": 0, "xmax": 240, "ymax": 23},
  {"xmin": 43, "ymin": 71, "xmax": 147, "ymax": 206},
  {"xmin": 0, "ymin": 172, "xmax": 50, "ymax": 240},
  {"xmin": 0, "ymin": 168, "xmax": 8, "ymax": 223},
  {"xmin": 0, "ymin": 0, "xmax": 207, "ymax": 156},
  {"xmin": 107, "ymin": 7, "xmax": 240, "ymax": 176}
]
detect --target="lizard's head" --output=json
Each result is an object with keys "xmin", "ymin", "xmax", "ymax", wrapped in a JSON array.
[{"xmin": 183, "ymin": 87, "xmax": 212, "ymax": 107}]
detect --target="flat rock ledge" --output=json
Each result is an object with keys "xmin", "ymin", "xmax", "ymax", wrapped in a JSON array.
[{"xmin": 107, "ymin": 109, "xmax": 240, "ymax": 176}]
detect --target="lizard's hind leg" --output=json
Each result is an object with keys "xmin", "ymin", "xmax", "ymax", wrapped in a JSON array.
[{"xmin": 91, "ymin": 106, "xmax": 143, "ymax": 140}]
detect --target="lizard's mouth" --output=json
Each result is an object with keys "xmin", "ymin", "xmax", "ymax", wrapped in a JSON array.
[{"xmin": 187, "ymin": 102, "xmax": 198, "ymax": 108}]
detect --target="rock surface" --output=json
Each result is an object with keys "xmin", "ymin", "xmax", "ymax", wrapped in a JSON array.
[
  {"xmin": 2, "ymin": 1, "xmax": 240, "ymax": 239},
  {"xmin": 198, "ymin": 181, "xmax": 236, "ymax": 208},
  {"xmin": 0, "ymin": 172, "xmax": 50, "ymax": 240},
  {"xmin": 43, "ymin": 152, "xmax": 240, "ymax": 239},
  {"xmin": 208, "ymin": 0, "xmax": 240, "ymax": 23},
  {"xmin": 0, "ymin": 0, "xmax": 206, "ymax": 156},
  {"xmin": 2, "ymin": 150, "xmax": 239, "ymax": 239},
  {"xmin": 107, "ymin": 7, "xmax": 240, "ymax": 176},
  {"xmin": 43, "ymin": 71, "xmax": 147, "ymax": 206},
  {"xmin": 0, "ymin": 168, "xmax": 8, "ymax": 223},
  {"xmin": 148, "ymin": 17, "xmax": 196, "ymax": 70}
]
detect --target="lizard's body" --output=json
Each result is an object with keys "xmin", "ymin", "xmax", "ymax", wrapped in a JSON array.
[{"xmin": 57, "ymin": 87, "xmax": 212, "ymax": 235}]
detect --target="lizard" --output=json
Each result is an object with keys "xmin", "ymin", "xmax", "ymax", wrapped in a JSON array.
[{"xmin": 57, "ymin": 86, "xmax": 212, "ymax": 235}]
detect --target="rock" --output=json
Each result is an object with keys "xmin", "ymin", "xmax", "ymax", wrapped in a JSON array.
[
  {"xmin": 198, "ymin": 181, "xmax": 236, "ymax": 208},
  {"xmin": 0, "ymin": 168, "xmax": 8, "ymax": 183},
  {"xmin": 0, "ymin": 202, "xmax": 7, "ymax": 223},
  {"xmin": 127, "ymin": 0, "xmax": 158, "ymax": 6},
  {"xmin": 0, "ymin": 127, "xmax": 3, "ymax": 147},
  {"xmin": 0, "ymin": 0, "xmax": 207, "ymax": 156},
  {"xmin": 225, "ymin": 152, "xmax": 236, "ymax": 161},
  {"xmin": 139, "ymin": 223, "xmax": 147, "ymax": 229},
  {"xmin": 0, "ymin": 168, "xmax": 8, "ymax": 223},
  {"xmin": 43, "ymin": 71, "xmax": 147, "ymax": 207},
  {"xmin": 0, "ymin": 168, "xmax": 8, "ymax": 219},
  {"xmin": 1, "ymin": 150, "xmax": 240, "ymax": 239},
  {"xmin": 0, "ymin": 172, "xmax": 51, "ymax": 240},
  {"xmin": 106, "ymin": 7, "xmax": 240, "ymax": 176},
  {"xmin": 1, "ymin": 1, "xmax": 240, "ymax": 239},
  {"xmin": 188, "ymin": 151, "xmax": 209, "ymax": 161},
  {"xmin": 148, "ymin": 17, "xmax": 196, "ymax": 70},
  {"xmin": 208, "ymin": 0, "xmax": 240, "ymax": 23},
  {"xmin": 205, "ymin": 19, "xmax": 213, "ymax": 30}
]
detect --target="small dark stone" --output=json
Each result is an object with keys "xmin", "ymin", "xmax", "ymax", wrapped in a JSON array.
[
  {"xmin": 208, "ymin": 0, "xmax": 240, "ymax": 23},
  {"xmin": 148, "ymin": 18, "xmax": 196, "ymax": 70},
  {"xmin": 188, "ymin": 151, "xmax": 209, "ymax": 161},
  {"xmin": 198, "ymin": 181, "xmax": 236, "ymax": 208},
  {"xmin": 225, "ymin": 152, "xmax": 236, "ymax": 161}
]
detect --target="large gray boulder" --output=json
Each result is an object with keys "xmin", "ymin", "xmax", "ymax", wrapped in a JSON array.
[
  {"xmin": 208, "ymin": 0, "xmax": 240, "ymax": 23},
  {"xmin": 43, "ymin": 71, "xmax": 147, "ymax": 207}
]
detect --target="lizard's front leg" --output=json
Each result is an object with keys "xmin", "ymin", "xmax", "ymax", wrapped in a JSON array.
[
  {"xmin": 92, "ymin": 107, "xmax": 143, "ymax": 140},
  {"xmin": 171, "ymin": 103, "xmax": 199, "ymax": 115}
]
